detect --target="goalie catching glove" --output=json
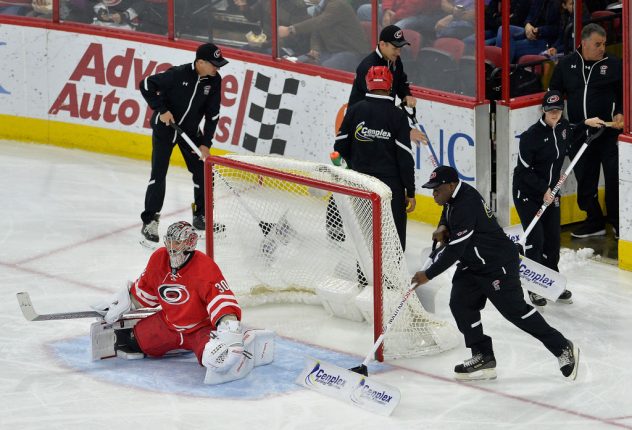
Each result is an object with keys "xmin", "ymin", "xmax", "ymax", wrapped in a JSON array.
[
  {"xmin": 202, "ymin": 318, "xmax": 244, "ymax": 373},
  {"xmin": 91, "ymin": 281, "xmax": 136, "ymax": 324}
]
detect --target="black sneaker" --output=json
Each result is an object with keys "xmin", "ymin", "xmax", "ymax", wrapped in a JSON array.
[
  {"xmin": 558, "ymin": 340, "xmax": 580, "ymax": 380},
  {"xmin": 191, "ymin": 203, "xmax": 205, "ymax": 230},
  {"xmin": 454, "ymin": 352, "xmax": 497, "ymax": 381},
  {"xmin": 529, "ymin": 291, "xmax": 547, "ymax": 306},
  {"xmin": 141, "ymin": 215, "xmax": 159, "ymax": 243},
  {"xmin": 557, "ymin": 289, "xmax": 573, "ymax": 304},
  {"xmin": 570, "ymin": 223, "xmax": 606, "ymax": 238},
  {"xmin": 192, "ymin": 213, "xmax": 205, "ymax": 230}
]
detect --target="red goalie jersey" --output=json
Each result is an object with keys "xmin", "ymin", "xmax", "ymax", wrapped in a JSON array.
[{"xmin": 130, "ymin": 248, "xmax": 241, "ymax": 333}]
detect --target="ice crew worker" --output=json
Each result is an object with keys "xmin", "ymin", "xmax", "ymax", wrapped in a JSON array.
[
  {"xmin": 348, "ymin": 25, "xmax": 414, "ymax": 108},
  {"xmin": 412, "ymin": 166, "xmax": 579, "ymax": 381},
  {"xmin": 138, "ymin": 43, "xmax": 227, "ymax": 247},
  {"xmin": 334, "ymin": 66, "xmax": 415, "ymax": 251},
  {"xmin": 513, "ymin": 90, "xmax": 605, "ymax": 307},
  {"xmin": 548, "ymin": 23, "xmax": 624, "ymax": 239},
  {"xmin": 348, "ymin": 24, "xmax": 428, "ymax": 146}
]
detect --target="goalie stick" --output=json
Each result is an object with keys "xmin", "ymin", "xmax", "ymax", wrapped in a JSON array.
[{"xmin": 16, "ymin": 292, "xmax": 157, "ymax": 322}]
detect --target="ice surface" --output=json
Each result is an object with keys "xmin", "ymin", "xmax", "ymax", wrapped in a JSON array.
[{"xmin": 1, "ymin": 141, "xmax": 631, "ymax": 429}]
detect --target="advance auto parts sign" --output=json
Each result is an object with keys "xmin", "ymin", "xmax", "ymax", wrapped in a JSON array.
[{"xmin": 1, "ymin": 28, "xmax": 345, "ymax": 159}]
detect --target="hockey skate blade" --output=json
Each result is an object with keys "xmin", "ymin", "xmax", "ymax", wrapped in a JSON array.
[
  {"xmin": 566, "ymin": 345, "xmax": 580, "ymax": 381},
  {"xmin": 116, "ymin": 349, "xmax": 145, "ymax": 360},
  {"xmin": 454, "ymin": 368, "xmax": 497, "ymax": 381},
  {"xmin": 295, "ymin": 357, "xmax": 400, "ymax": 416}
]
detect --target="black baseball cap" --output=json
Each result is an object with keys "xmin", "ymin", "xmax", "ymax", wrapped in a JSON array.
[
  {"xmin": 542, "ymin": 90, "xmax": 564, "ymax": 112},
  {"xmin": 379, "ymin": 25, "xmax": 410, "ymax": 48},
  {"xmin": 196, "ymin": 43, "xmax": 229, "ymax": 67},
  {"xmin": 422, "ymin": 166, "xmax": 459, "ymax": 189}
]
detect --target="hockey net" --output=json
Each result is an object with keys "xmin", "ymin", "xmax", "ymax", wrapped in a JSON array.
[{"xmin": 205, "ymin": 154, "xmax": 459, "ymax": 360}]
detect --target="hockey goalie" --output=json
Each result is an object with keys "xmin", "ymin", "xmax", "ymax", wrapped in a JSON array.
[{"xmin": 90, "ymin": 221, "xmax": 274, "ymax": 385}]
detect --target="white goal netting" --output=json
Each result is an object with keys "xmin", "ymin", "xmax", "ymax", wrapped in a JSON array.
[{"xmin": 207, "ymin": 154, "xmax": 459, "ymax": 359}]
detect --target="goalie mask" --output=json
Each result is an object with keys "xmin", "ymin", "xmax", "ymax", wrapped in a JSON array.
[{"xmin": 164, "ymin": 221, "xmax": 198, "ymax": 269}]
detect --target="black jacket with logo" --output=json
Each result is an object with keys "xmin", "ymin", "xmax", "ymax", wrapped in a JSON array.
[
  {"xmin": 548, "ymin": 49, "xmax": 622, "ymax": 123},
  {"xmin": 513, "ymin": 117, "xmax": 571, "ymax": 199},
  {"xmin": 347, "ymin": 48, "xmax": 412, "ymax": 107},
  {"xmin": 425, "ymin": 182, "xmax": 519, "ymax": 279},
  {"xmin": 334, "ymin": 94, "xmax": 415, "ymax": 197},
  {"xmin": 139, "ymin": 63, "xmax": 222, "ymax": 147}
]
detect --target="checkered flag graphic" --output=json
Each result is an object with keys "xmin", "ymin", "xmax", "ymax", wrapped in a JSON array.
[{"xmin": 242, "ymin": 73, "xmax": 300, "ymax": 155}]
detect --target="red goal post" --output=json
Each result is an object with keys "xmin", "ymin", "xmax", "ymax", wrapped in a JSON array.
[{"xmin": 204, "ymin": 154, "xmax": 458, "ymax": 361}]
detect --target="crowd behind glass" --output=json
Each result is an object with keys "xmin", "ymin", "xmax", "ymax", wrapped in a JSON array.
[{"xmin": 0, "ymin": 0, "xmax": 623, "ymax": 97}]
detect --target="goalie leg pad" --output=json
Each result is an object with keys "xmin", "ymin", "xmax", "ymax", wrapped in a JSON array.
[
  {"xmin": 203, "ymin": 329, "xmax": 275, "ymax": 385},
  {"xmin": 91, "ymin": 322, "xmax": 116, "ymax": 361},
  {"xmin": 90, "ymin": 318, "xmax": 144, "ymax": 361},
  {"xmin": 204, "ymin": 350, "xmax": 255, "ymax": 385},
  {"xmin": 243, "ymin": 329, "xmax": 275, "ymax": 367}
]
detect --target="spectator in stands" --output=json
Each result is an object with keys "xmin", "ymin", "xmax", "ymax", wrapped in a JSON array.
[
  {"xmin": 548, "ymin": 23, "xmax": 623, "ymax": 239},
  {"xmin": 277, "ymin": 0, "xmax": 369, "ymax": 72},
  {"xmin": 356, "ymin": 0, "xmax": 444, "ymax": 45},
  {"xmin": 234, "ymin": 0, "xmax": 309, "ymax": 55},
  {"xmin": 92, "ymin": 0, "xmax": 140, "ymax": 30},
  {"xmin": 544, "ymin": 0, "xmax": 591, "ymax": 58},
  {"xmin": 484, "ymin": 0, "xmax": 530, "ymax": 44},
  {"xmin": 26, "ymin": 0, "xmax": 90, "ymax": 20},
  {"xmin": 134, "ymin": 0, "xmax": 168, "ymax": 35},
  {"xmin": 492, "ymin": 0, "xmax": 562, "ymax": 62},
  {"xmin": 583, "ymin": 0, "xmax": 609, "ymax": 13},
  {"xmin": 28, "ymin": 0, "xmax": 52, "ymax": 17},
  {"xmin": 0, "ymin": 0, "xmax": 32, "ymax": 15},
  {"xmin": 434, "ymin": 0, "xmax": 475, "ymax": 40}
]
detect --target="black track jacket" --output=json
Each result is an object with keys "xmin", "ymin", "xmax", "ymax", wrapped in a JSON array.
[
  {"xmin": 334, "ymin": 94, "xmax": 415, "ymax": 197},
  {"xmin": 140, "ymin": 63, "xmax": 222, "ymax": 147},
  {"xmin": 347, "ymin": 48, "xmax": 412, "ymax": 107},
  {"xmin": 548, "ymin": 49, "xmax": 622, "ymax": 124},
  {"xmin": 513, "ymin": 117, "xmax": 571, "ymax": 198},
  {"xmin": 425, "ymin": 182, "xmax": 519, "ymax": 279}
]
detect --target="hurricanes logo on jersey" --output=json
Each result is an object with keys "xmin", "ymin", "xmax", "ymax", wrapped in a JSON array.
[
  {"xmin": 158, "ymin": 284, "xmax": 190, "ymax": 305},
  {"xmin": 354, "ymin": 121, "xmax": 392, "ymax": 142}
]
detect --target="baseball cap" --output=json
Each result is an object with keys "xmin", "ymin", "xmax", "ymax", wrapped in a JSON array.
[
  {"xmin": 379, "ymin": 25, "xmax": 410, "ymax": 48},
  {"xmin": 196, "ymin": 43, "xmax": 229, "ymax": 67},
  {"xmin": 542, "ymin": 90, "xmax": 564, "ymax": 112},
  {"xmin": 422, "ymin": 166, "xmax": 459, "ymax": 189}
]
